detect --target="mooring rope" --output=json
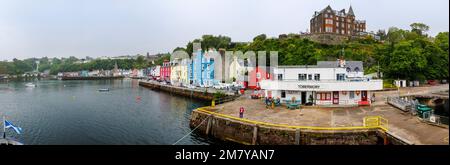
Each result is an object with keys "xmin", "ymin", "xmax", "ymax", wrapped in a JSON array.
[{"xmin": 172, "ymin": 111, "xmax": 212, "ymax": 145}]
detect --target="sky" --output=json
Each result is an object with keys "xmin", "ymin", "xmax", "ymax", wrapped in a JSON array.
[{"xmin": 0, "ymin": 0, "xmax": 448, "ymax": 61}]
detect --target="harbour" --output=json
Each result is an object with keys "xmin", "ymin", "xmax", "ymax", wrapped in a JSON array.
[{"xmin": 0, "ymin": 79, "xmax": 216, "ymax": 145}]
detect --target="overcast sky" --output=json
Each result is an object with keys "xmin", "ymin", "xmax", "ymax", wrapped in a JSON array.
[{"xmin": 0, "ymin": 0, "xmax": 448, "ymax": 61}]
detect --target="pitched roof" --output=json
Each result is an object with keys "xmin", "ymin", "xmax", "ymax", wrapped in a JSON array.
[
  {"xmin": 348, "ymin": 6, "xmax": 355, "ymax": 16},
  {"xmin": 316, "ymin": 61, "xmax": 363, "ymax": 71}
]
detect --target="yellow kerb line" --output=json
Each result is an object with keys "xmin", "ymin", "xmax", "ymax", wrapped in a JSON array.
[{"xmin": 196, "ymin": 107, "xmax": 388, "ymax": 132}]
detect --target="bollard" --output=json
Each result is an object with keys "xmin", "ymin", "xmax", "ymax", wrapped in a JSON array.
[{"xmin": 211, "ymin": 100, "xmax": 215, "ymax": 107}]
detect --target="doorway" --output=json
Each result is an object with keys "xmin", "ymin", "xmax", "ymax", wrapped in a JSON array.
[
  {"xmin": 361, "ymin": 91, "xmax": 368, "ymax": 101},
  {"xmin": 333, "ymin": 91, "xmax": 339, "ymax": 104},
  {"xmin": 301, "ymin": 92, "xmax": 306, "ymax": 104}
]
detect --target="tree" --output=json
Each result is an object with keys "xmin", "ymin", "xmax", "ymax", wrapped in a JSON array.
[
  {"xmin": 253, "ymin": 34, "xmax": 267, "ymax": 42},
  {"xmin": 434, "ymin": 32, "xmax": 449, "ymax": 52},
  {"xmin": 376, "ymin": 29, "xmax": 387, "ymax": 41},
  {"xmin": 410, "ymin": 23, "xmax": 430, "ymax": 36}
]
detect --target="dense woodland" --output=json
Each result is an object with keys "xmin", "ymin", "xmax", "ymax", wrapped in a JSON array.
[{"xmin": 1, "ymin": 23, "xmax": 448, "ymax": 81}]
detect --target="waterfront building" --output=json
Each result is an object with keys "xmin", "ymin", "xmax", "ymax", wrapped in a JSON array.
[
  {"xmin": 150, "ymin": 65, "xmax": 161, "ymax": 80},
  {"xmin": 190, "ymin": 50, "xmax": 217, "ymax": 87},
  {"xmin": 170, "ymin": 58, "xmax": 182, "ymax": 85},
  {"xmin": 80, "ymin": 70, "xmax": 89, "ymax": 77},
  {"xmin": 259, "ymin": 59, "xmax": 382, "ymax": 106},
  {"xmin": 160, "ymin": 60, "xmax": 171, "ymax": 82},
  {"xmin": 248, "ymin": 67, "xmax": 272, "ymax": 90},
  {"xmin": 179, "ymin": 58, "xmax": 190, "ymax": 85},
  {"xmin": 63, "ymin": 72, "xmax": 79, "ymax": 77},
  {"xmin": 310, "ymin": 5, "xmax": 366, "ymax": 36},
  {"xmin": 228, "ymin": 56, "xmax": 246, "ymax": 84}
]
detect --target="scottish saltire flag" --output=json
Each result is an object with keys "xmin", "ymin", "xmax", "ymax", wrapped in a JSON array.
[{"xmin": 4, "ymin": 120, "xmax": 22, "ymax": 134}]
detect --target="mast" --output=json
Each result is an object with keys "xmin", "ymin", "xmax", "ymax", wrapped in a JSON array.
[{"xmin": 2, "ymin": 116, "xmax": 5, "ymax": 139}]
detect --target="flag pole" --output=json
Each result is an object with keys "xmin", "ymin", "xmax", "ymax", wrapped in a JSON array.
[{"xmin": 2, "ymin": 116, "xmax": 5, "ymax": 139}]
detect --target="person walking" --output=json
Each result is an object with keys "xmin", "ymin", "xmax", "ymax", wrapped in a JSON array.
[{"xmin": 239, "ymin": 107, "xmax": 245, "ymax": 118}]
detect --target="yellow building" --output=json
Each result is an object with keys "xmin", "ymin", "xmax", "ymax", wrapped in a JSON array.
[{"xmin": 170, "ymin": 58, "xmax": 190, "ymax": 86}]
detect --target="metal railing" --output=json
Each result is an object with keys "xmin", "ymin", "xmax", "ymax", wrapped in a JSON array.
[{"xmin": 196, "ymin": 107, "xmax": 389, "ymax": 132}]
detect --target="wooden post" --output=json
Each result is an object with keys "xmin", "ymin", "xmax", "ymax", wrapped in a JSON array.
[
  {"xmin": 384, "ymin": 132, "xmax": 389, "ymax": 145},
  {"xmin": 252, "ymin": 125, "xmax": 258, "ymax": 145},
  {"xmin": 295, "ymin": 129, "xmax": 301, "ymax": 145},
  {"xmin": 206, "ymin": 115, "xmax": 213, "ymax": 136}
]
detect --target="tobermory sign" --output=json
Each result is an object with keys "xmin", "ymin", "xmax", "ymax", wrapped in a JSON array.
[{"xmin": 298, "ymin": 85, "xmax": 320, "ymax": 89}]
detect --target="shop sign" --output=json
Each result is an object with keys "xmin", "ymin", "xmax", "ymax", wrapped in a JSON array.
[{"xmin": 298, "ymin": 85, "xmax": 320, "ymax": 89}]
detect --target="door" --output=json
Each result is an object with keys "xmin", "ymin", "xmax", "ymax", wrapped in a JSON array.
[
  {"xmin": 333, "ymin": 91, "xmax": 339, "ymax": 104},
  {"xmin": 301, "ymin": 92, "xmax": 306, "ymax": 104},
  {"xmin": 361, "ymin": 91, "xmax": 368, "ymax": 101}
]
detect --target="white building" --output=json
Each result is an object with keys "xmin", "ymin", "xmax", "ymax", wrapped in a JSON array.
[
  {"xmin": 151, "ymin": 66, "xmax": 161, "ymax": 78},
  {"xmin": 260, "ymin": 60, "xmax": 383, "ymax": 106}
]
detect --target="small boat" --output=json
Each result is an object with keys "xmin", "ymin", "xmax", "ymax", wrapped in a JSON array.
[
  {"xmin": 98, "ymin": 88, "xmax": 110, "ymax": 92},
  {"xmin": 25, "ymin": 83, "xmax": 37, "ymax": 87}
]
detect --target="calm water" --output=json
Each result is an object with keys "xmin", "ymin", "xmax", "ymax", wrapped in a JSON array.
[{"xmin": 0, "ymin": 79, "xmax": 214, "ymax": 145}]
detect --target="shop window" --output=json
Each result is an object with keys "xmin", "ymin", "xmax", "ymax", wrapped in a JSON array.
[
  {"xmin": 281, "ymin": 91, "xmax": 286, "ymax": 98},
  {"xmin": 317, "ymin": 92, "xmax": 331, "ymax": 100}
]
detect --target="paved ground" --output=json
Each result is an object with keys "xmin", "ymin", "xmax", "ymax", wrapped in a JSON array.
[{"xmin": 208, "ymin": 84, "xmax": 449, "ymax": 145}]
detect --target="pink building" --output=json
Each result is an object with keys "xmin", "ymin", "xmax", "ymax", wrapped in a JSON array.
[{"xmin": 160, "ymin": 60, "xmax": 171, "ymax": 82}]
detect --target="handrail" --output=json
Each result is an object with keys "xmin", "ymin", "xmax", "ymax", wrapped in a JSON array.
[{"xmin": 196, "ymin": 107, "xmax": 388, "ymax": 132}]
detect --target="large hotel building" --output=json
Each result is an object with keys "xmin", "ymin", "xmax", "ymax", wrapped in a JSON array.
[{"xmin": 310, "ymin": 5, "xmax": 366, "ymax": 36}]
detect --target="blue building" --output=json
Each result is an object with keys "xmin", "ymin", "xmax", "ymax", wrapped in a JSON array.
[{"xmin": 188, "ymin": 50, "xmax": 217, "ymax": 87}]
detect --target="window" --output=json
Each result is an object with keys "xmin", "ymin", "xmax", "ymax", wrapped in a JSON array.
[
  {"xmin": 326, "ymin": 27, "xmax": 333, "ymax": 32},
  {"xmin": 346, "ymin": 67, "xmax": 351, "ymax": 72},
  {"xmin": 349, "ymin": 91, "xmax": 355, "ymax": 99},
  {"xmin": 336, "ymin": 73, "xmax": 345, "ymax": 81},
  {"xmin": 317, "ymin": 92, "xmax": 331, "ymax": 100},
  {"xmin": 342, "ymin": 30, "xmax": 345, "ymax": 34},
  {"xmin": 308, "ymin": 74, "xmax": 312, "ymax": 80},
  {"xmin": 354, "ymin": 67, "xmax": 360, "ymax": 72},
  {"xmin": 325, "ymin": 19, "xmax": 333, "ymax": 24},
  {"xmin": 314, "ymin": 74, "xmax": 320, "ymax": 81},
  {"xmin": 281, "ymin": 90, "xmax": 286, "ymax": 98},
  {"xmin": 277, "ymin": 74, "xmax": 283, "ymax": 80},
  {"xmin": 325, "ymin": 14, "xmax": 328, "ymax": 18},
  {"xmin": 298, "ymin": 74, "xmax": 307, "ymax": 81}
]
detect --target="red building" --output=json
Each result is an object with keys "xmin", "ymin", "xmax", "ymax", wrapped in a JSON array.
[
  {"xmin": 160, "ymin": 60, "xmax": 171, "ymax": 82},
  {"xmin": 310, "ymin": 5, "xmax": 366, "ymax": 36},
  {"xmin": 247, "ymin": 67, "xmax": 272, "ymax": 90}
]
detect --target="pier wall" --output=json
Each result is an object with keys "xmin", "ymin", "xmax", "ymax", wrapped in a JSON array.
[
  {"xmin": 139, "ymin": 81, "xmax": 236, "ymax": 101},
  {"xmin": 61, "ymin": 76, "xmax": 124, "ymax": 80},
  {"xmin": 190, "ymin": 109, "xmax": 409, "ymax": 145}
]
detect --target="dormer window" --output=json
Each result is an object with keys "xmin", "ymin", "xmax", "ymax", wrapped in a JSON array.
[
  {"xmin": 354, "ymin": 67, "xmax": 360, "ymax": 72},
  {"xmin": 346, "ymin": 67, "xmax": 351, "ymax": 72}
]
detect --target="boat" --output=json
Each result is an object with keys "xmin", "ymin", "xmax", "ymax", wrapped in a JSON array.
[
  {"xmin": 25, "ymin": 83, "xmax": 37, "ymax": 87},
  {"xmin": 98, "ymin": 88, "xmax": 110, "ymax": 92}
]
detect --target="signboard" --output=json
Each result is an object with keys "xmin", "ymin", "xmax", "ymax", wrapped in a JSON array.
[{"xmin": 298, "ymin": 85, "xmax": 320, "ymax": 89}]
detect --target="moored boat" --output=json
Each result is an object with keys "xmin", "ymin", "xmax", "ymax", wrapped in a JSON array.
[
  {"xmin": 98, "ymin": 88, "xmax": 110, "ymax": 92},
  {"xmin": 25, "ymin": 83, "xmax": 37, "ymax": 87}
]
